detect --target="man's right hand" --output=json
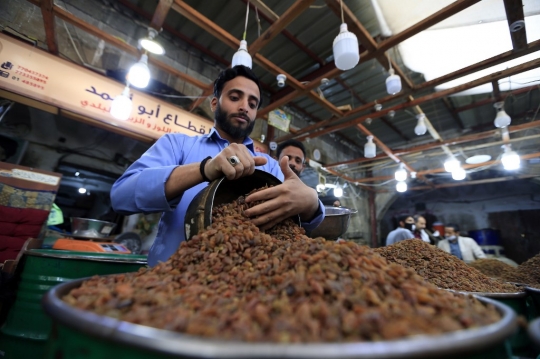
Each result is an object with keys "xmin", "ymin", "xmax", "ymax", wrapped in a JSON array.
[{"xmin": 204, "ymin": 143, "xmax": 267, "ymax": 181}]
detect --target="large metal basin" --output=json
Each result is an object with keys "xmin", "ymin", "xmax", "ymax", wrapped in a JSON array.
[
  {"xmin": 184, "ymin": 170, "xmax": 299, "ymax": 240},
  {"xmin": 42, "ymin": 277, "xmax": 517, "ymax": 359},
  {"xmin": 70, "ymin": 217, "xmax": 116, "ymax": 239},
  {"xmin": 310, "ymin": 206, "xmax": 357, "ymax": 240}
]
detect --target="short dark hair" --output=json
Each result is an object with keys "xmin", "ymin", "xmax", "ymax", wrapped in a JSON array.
[
  {"xmin": 213, "ymin": 65, "xmax": 262, "ymax": 109},
  {"xmin": 398, "ymin": 214, "xmax": 412, "ymax": 223},
  {"xmin": 413, "ymin": 214, "xmax": 425, "ymax": 222},
  {"xmin": 445, "ymin": 223, "xmax": 460, "ymax": 232},
  {"xmin": 276, "ymin": 139, "xmax": 306, "ymax": 160}
]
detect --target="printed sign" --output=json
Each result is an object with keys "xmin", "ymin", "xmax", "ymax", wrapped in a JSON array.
[
  {"xmin": 268, "ymin": 108, "xmax": 291, "ymax": 133},
  {"xmin": 0, "ymin": 34, "xmax": 213, "ymax": 140}
]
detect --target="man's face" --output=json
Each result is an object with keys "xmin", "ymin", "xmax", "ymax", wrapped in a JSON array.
[
  {"xmin": 401, "ymin": 216, "xmax": 414, "ymax": 230},
  {"xmin": 416, "ymin": 216, "xmax": 426, "ymax": 230},
  {"xmin": 445, "ymin": 227, "xmax": 458, "ymax": 238},
  {"xmin": 279, "ymin": 146, "xmax": 304, "ymax": 176},
  {"xmin": 212, "ymin": 76, "xmax": 260, "ymax": 141}
]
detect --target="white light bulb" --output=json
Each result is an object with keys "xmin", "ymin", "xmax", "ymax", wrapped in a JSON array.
[
  {"xmin": 444, "ymin": 158, "xmax": 460, "ymax": 173},
  {"xmin": 78, "ymin": 187, "xmax": 87, "ymax": 194},
  {"xmin": 502, "ymin": 148, "xmax": 520, "ymax": 170},
  {"xmin": 333, "ymin": 23, "xmax": 359, "ymax": 71},
  {"xmin": 110, "ymin": 86, "xmax": 132, "ymax": 121},
  {"xmin": 386, "ymin": 68, "xmax": 402, "ymax": 95},
  {"xmin": 396, "ymin": 181, "xmax": 407, "ymax": 193},
  {"xmin": 334, "ymin": 187, "xmax": 343, "ymax": 197},
  {"xmin": 231, "ymin": 40, "xmax": 252, "ymax": 69},
  {"xmin": 364, "ymin": 135, "xmax": 376, "ymax": 158},
  {"xmin": 316, "ymin": 184, "xmax": 325, "ymax": 192},
  {"xmin": 395, "ymin": 165, "xmax": 407, "ymax": 182},
  {"xmin": 494, "ymin": 110, "xmax": 511, "ymax": 128},
  {"xmin": 414, "ymin": 114, "xmax": 427, "ymax": 136},
  {"xmin": 128, "ymin": 54, "xmax": 151, "ymax": 88},
  {"xmin": 451, "ymin": 167, "xmax": 466, "ymax": 180}
]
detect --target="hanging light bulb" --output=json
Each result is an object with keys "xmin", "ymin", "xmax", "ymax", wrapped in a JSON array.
[
  {"xmin": 414, "ymin": 113, "xmax": 427, "ymax": 136},
  {"xmin": 451, "ymin": 167, "xmax": 466, "ymax": 180},
  {"xmin": 501, "ymin": 145, "xmax": 520, "ymax": 170},
  {"xmin": 386, "ymin": 68, "xmax": 402, "ymax": 95},
  {"xmin": 364, "ymin": 135, "xmax": 376, "ymax": 158},
  {"xmin": 444, "ymin": 157, "xmax": 460, "ymax": 173},
  {"xmin": 231, "ymin": 1, "xmax": 252, "ymax": 69},
  {"xmin": 231, "ymin": 40, "xmax": 252, "ymax": 68},
  {"xmin": 128, "ymin": 54, "xmax": 151, "ymax": 88},
  {"xmin": 334, "ymin": 186, "xmax": 343, "ymax": 197},
  {"xmin": 394, "ymin": 164, "xmax": 407, "ymax": 182},
  {"xmin": 139, "ymin": 28, "xmax": 165, "ymax": 55},
  {"xmin": 493, "ymin": 102, "xmax": 511, "ymax": 128},
  {"xmin": 110, "ymin": 86, "xmax": 132, "ymax": 121},
  {"xmin": 396, "ymin": 181, "xmax": 407, "ymax": 193},
  {"xmin": 316, "ymin": 183, "xmax": 325, "ymax": 192},
  {"xmin": 333, "ymin": 23, "xmax": 359, "ymax": 71}
]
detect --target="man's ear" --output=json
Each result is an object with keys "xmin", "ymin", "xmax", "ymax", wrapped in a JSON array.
[{"xmin": 210, "ymin": 97, "xmax": 218, "ymax": 112}]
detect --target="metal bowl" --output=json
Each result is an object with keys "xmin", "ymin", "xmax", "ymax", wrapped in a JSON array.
[
  {"xmin": 42, "ymin": 277, "xmax": 517, "ymax": 359},
  {"xmin": 309, "ymin": 206, "xmax": 357, "ymax": 240},
  {"xmin": 184, "ymin": 170, "xmax": 300, "ymax": 240},
  {"xmin": 70, "ymin": 217, "xmax": 117, "ymax": 239}
]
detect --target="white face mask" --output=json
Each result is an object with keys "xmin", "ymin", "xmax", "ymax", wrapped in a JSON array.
[{"xmin": 445, "ymin": 235, "xmax": 457, "ymax": 241}]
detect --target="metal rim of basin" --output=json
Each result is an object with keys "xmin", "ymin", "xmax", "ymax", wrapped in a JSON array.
[{"xmin": 43, "ymin": 277, "xmax": 517, "ymax": 359}]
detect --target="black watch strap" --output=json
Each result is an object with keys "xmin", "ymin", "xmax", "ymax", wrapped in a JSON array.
[{"xmin": 199, "ymin": 156, "xmax": 212, "ymax": 182}]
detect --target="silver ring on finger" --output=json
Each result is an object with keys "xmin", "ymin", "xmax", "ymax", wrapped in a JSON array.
[{"xmin": 228, "ymin": 155, "xmax": 240, "ymax": 167}]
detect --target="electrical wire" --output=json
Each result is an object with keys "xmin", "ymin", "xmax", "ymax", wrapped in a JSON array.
[
  {"xmin": 243, "ymin": 1, "xmax": 250, "ymax": 41},
  {"xmin": 340, "ymin": 0, "xmax": 344, "ymax": 23}
]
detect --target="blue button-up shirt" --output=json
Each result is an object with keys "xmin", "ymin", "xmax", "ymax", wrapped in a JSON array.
[
  {"xmin": 449, "ymin": 239, "xmax": 463, "ymax": 260},
  {"xmin": 111, "ymin": 128, "xmax": 325, "ymax": 266}
]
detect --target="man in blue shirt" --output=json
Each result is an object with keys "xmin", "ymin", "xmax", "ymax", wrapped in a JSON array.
[
  {"xmin": 111, "ymin": 66, "xmax": 325, "ymax": 266},
  {"xmin": 385, "ymin": 215, "xmax": 415, "ymax": 246}
]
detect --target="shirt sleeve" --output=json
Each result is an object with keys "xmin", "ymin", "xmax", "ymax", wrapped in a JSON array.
[
  {"xmin": 110, "ymin": 134, "xmax": 184, "ymax": 214},
  {"xmin": 470, "ymin": 238, "xmax": 487, "ymax": 259},
  {"xmin": 300, "ymin": 199, "xmax": 325, "ymax": 232}
]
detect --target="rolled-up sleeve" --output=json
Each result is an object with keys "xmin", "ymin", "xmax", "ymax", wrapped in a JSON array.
[{"xmin": 111, "ymin": 135, "xmax": 184, "ymax": 214}]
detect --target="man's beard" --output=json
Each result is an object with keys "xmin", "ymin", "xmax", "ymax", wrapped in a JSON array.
[
  {"xmin": 290, "ymin": 165, "xmax": 301, "ymax": 176},
  {"xmin": 215, "ymin": 103, "xmax": 255, "ymax": 140}
]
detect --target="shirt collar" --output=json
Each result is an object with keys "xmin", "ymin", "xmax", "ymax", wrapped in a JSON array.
[{"xmin": 207, "ymin": 127, "xmax": 255, "ymax": 153}]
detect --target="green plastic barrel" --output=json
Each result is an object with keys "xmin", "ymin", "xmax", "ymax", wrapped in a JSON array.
[
  {"xmin": 0, "ymin": 249, "xmax": 146, "ymax": 359},
  {"xmin": 42, "ymin": 278, "xmax": 518, "ymax": 359},
  {"xmin": 472, "ymin": 292, "xmax": 533, "ymax": 357},
  {"xmin": 526, "ymin": 287, "xmax": 540, "ymax": 319}
]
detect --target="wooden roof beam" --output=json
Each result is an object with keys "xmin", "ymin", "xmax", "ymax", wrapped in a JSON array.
[
  {"xmin": 172, "ymin": 0, "xmax": 344, "ymax": 118},
  {"xmin": 406, "ymin": 174, "xmax": 538, "ymax": 191},
  {"xmin": 454, "ymin": 84, "xmax": 539, "ymax": 113},
  {"xmin": 248, "ymin": 0, "xmax": 315, "ymax": 56},
  {"xmin": 325, "ymin": 120, "xmax": 540, "ymax": 169},
  {"xmin": 503, "ymin": 0, "xmax": 527, "ymax": 51},
  {"xmin": 40, "ymin": 0, "xmax": 58, "ymax": 55},
  {"xmin": 295, "ymin": 56, "xmax": 540, "ymax": 141},
  {"xmin": 149, "ymin": 0, "xmax": 173, "ymax": 30},
  {"xmin": 52, "ymin": 5, "xmax": 208, "ymax": 90}
]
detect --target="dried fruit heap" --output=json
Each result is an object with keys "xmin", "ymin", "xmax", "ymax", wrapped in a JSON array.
[
  {"xmin": 469, "ymin": 259, "xmax": 516, "ymax": 280},
  {"xmin": 375, "ymin": 240, "xmax": 519, "ymax": 293},
  {"xmin": 500, "ymin": 254, "xmax": 540, "ymax": 286},
  {"xmin": 64, "ymin": 188, "xmax": 502, "ymax": 343}
]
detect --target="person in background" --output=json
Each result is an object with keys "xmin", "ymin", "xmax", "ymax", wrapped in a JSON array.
[
  {"xmin": 385, "ymin": 215, "xmax": 415, "ymax": 246},
  {"xmin": 333, "ymin": 200, "xmax": 341, "ymax": 207},
  {"xmin": 111, "ymin": 65, "xmax": 325, "ymax": 266},
  {"xmin": 413, "ymin": 214, "xmax": 440, "ymax": 245},
  {"xmin": 437, "ymin": 223, "xmax": 486, "ymax": 262},
  {"xmin": 276, "ymin": 139, "xmax": 306, "ymax": 177}
]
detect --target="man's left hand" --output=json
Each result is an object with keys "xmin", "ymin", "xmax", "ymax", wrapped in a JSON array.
[{"xmin": 243, "ymin": 156, "xmax": 319, "ymax": 230}]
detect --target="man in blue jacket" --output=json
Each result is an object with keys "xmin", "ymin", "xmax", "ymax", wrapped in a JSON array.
[{"xmin": 111, "ymin": 65, "xmax": 325, "ymax": 266}]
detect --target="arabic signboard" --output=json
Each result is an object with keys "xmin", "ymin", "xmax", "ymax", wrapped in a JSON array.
[
  {"xmin": 268, "ymin": 108, "xmax": 291, "ymax": 133},
  {"xmin": 0, "ymin": 33, "xmax": 213, "ymax": 139}
]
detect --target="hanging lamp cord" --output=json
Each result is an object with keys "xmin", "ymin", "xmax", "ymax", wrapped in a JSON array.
[
  {"xmin": 340, "ymin": 0, "xmax": 344, "ymax": 23},
  {"xmin": 243, "ymin": 1, "xmax": 250, "ymax": 40}
]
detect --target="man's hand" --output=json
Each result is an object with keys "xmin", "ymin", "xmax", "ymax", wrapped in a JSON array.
[
  {"xmin": 205, "ymin": 143, "xmax": 267, "ymax": 181},
  {"xmin": 243, "ymin": 156, "xmax": 319, "ymax": 230}
]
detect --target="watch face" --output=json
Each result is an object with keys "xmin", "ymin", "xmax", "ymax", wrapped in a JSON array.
[
  {"xmin": 313, "ymin": 149, "xmax": 321, "ymax": 161},
  {"xmin": 269, "ymin": 141, "xmax": 278, "ymax": 151}
]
